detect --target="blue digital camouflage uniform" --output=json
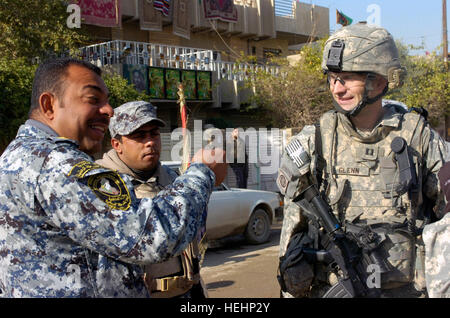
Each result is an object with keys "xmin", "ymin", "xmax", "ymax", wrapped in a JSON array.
[{"xmin": 0, "ymin": 120, "xmax": 215, "ymax": 297}]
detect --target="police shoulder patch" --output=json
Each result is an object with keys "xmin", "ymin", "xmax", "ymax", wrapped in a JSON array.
[
  {"xmin": 87, "ymin": 173, "xmax": 131, "ymax": 211},
  {"xmin": 68, "ymin": 161, "xmax": 104, "ymax": 179},
  {"xmin": 68, "ymin": 160, "xmax": 131, "ymax": 211}
]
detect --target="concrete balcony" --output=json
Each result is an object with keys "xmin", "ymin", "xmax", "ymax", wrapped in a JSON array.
[
  {"xmin": 120, "ymin": 0, "xmax": 328, "ymax": 45},
  {"xmin": 80, "ymin": 40, "xmax": 278, "ymax": 80},
  {"xmin": 80, "ymin": 40, "xmax": 279, "ymax": 108},
  {"xmin": 276, "ymin": 1, "xmax": 330, "ymax": 46}
]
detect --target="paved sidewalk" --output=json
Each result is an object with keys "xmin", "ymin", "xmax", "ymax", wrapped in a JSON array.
[{"xmin": 200, "ymin": 221, "xmax": 282, "ymax": 298}]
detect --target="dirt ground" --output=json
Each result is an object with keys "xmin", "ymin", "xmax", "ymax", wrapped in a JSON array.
[{"xmin": 200, "ymin": 220, "xmax": 282, "ymax": 298}]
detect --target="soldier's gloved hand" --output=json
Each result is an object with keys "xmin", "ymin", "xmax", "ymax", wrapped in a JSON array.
[{"xmin": 192, "ymin": 148, "xmax": 228, "ymax": 186}]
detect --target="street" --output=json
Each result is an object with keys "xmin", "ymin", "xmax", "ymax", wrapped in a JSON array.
[{"xmin": 200, "ymin": 219, "xmax": 282, "ymax": 298}]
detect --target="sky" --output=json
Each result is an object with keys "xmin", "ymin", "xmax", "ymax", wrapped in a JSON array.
[{"xmin": 306, "ymin": 0, "xmax": 449, "ymax": 55}]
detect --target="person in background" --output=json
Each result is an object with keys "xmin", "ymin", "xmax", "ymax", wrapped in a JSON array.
[
  {"xmin": 228, "ymin": 128, "xmax": 249, "ymax": 189},
  {"xmin": 422, "ymin": 160, "xmax": 450, "ymax": 298},
  {"xmin": 97, "ymin": 101, "xmax": 208, "ymax": 298}
]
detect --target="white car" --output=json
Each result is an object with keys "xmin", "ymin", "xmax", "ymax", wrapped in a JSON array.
[
  {"xmin": 161, "ymin": 161, "xmax": 283, "ymax": 244},
  {"xmin": 207, "ymin": 183, "xmax": 282, "ymax": 244}
]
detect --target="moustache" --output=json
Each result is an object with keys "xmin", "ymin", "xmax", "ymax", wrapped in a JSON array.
[
  {"xmin": 143, "ymin": 149, "xmax": 160, "ymax": 156},
  {"xmin": 88, "ymin": 118, "xmax": 110, "ymax": 126}
]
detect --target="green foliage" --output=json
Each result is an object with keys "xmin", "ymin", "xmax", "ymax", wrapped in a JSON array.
[
  {"xmin": 0, "ymin": 58, "xmax": 37, "ymax": 152},
  {"xmin": 386, "ymin": 42, "xmax": 449, "ymax": 127},
  {"xmin": 0, "ymin": 0, "xmax": 89, "ymax": 61},
  {"xmin": 102, "ymin": 72, "xmax": 151, "ymax": 109},
  {"xmin": 241, "ymin": 38, "xmax": 333, "ymax": 129},
  {"xmin": 0, "ymin": 64, "xmax": 150, "ymax": 153},
  {"xmin": 298, "ymin": 38, "xmax": 326, "ymax": 74},
  {"xmin": 243, "ymin": 37, "xmax": 447, "ymax": 129},
  {"xmin": 0, "ymin": 0, "xmax": 89, "ymax": 152},
  {"xmin": 0, "ymin": 1, "xmax": 149, "ymax": 152}
]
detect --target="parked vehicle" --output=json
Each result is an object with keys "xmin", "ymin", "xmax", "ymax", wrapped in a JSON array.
[{"xmin": 162, "ymin": 161, "xmax": 283, "ymax": 244}]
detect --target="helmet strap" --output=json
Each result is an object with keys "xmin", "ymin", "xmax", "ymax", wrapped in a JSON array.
[{"xmin": 331, "ymin": 73, "xmax": 388, "ymax": 117}]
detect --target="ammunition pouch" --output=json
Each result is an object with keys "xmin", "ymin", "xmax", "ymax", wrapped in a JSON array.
[
  {"xmin": 346, "ymin": 222, "xmax": 416, "ymax": 289},
  {"xmin": 323, "ymin": 280, "xmax": 354, "ymax": 298},
  {"xmin": 380, "ymin": 157, "xmax": 409, "ymax": 199},
  {"xmin": 278, "ymin": 232, "xmax": 315, "ymax": 297},
  {"xmin": 145, "ymin": 240, "xmax": 206, "ymax": 298}
]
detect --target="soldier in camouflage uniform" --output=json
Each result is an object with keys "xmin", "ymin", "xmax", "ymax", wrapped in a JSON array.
[
  {"xmin": 277, "ymin": 23, "xmax": 447, "ymax": 298},
  {"xmin": 96, "ymin": 101, "xmax": 208, "ymax": 298},
  {"xmin": 422, "ymin": 161, "xmax": 450, "ymax": 297},
  {"xmin": 0, "ymin": 58, "xmax": 227, "ymax": 297}
]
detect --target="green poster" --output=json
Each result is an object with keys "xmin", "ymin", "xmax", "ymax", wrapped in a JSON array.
[
  {"xmin": 123, "ymin": 64, "xmax": 149, "ymax": 94},
  {"xmin": 182, "ymin": 70, "xmax": 197, "ymax": 100},
  {"xmin": 197, "ymin": 71, "xmax": 212, "ymax": 100},
  {"xmin": 165, "ymin": 69, "xmax": 181, "ymax": 100},
  {"xmin": 148, "ymin": 67, "xmax": 165, "ymax": 99}
]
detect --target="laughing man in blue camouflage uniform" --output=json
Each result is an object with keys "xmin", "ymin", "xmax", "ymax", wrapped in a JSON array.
[{"xmin": 0, "ymin": 58, "xmax": 227, "ymax": 297}]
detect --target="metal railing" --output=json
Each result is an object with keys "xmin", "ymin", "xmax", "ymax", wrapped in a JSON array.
[
  {"xmin": 274, "ymin": 0, "xmax": 295, "ymax": 18},
  {"xmin": 79, "ymin": 40, "xmax": 279, "ymax": 81}
]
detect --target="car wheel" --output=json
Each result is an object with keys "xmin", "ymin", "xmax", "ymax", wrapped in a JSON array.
[{"xmin": 244, "ymin": 208, "xmax": 271, "ymax": 244}]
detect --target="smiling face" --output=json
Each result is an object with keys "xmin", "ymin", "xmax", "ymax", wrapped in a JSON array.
[
  {"xmin": 328, "ymin": 72, "xmax": 368, "ymax": 112},
  {"xmin": 50, "ymin": 64, "xmax": 113, "ymax": 155},
  {"xmin": 328, "ymin": 72, "xmax": 388, "ymax": 114},
  {"xmin": 111, "ymin": 123, "xmax": 161, "ymax": 172}
]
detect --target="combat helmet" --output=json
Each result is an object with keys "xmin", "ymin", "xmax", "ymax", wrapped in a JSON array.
[{"xmin": 322, "ymin": 22, "xmax": 406, "ymax": 116}]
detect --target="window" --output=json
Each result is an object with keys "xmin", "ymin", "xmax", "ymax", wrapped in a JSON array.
[{"xmin": 263, "ymin": 48, "xmax": 282, "ymax": 60}]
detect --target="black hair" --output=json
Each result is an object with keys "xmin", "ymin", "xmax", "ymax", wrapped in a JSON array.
[{"xmin": 29, "ymin": 58, "xmax": 102, "ymax": 118}]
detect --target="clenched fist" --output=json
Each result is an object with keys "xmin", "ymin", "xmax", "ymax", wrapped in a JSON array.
[{"xmin": 192, "ymin": 148, "xmax": 227, "ymax": 186}]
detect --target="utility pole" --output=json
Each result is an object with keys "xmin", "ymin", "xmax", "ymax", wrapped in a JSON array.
[
  {"xmin": 444, "ymin": 0, "xmax": 449, "ymax": 141},
  {"xmin": 444, "ymin": 0, "xmax": 448, "ymax": 70}
]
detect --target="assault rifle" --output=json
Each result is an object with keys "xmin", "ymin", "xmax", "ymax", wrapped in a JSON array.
[
  {"xmin": 281, "ymin": 136, "xmax": 419, "ymax": 298},
  {"xmin": 292, "ymin": 185, "xmax": 390, "ymax": 298}
]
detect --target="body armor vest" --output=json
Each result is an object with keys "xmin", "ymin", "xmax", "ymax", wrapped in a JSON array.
[
  {"xmin": 318, "ymin": 106, "xmax": 424, "ymax": 224},
  {"xmin": 316, "ymin": 105, "xmax": 426, "ymax": 287}
]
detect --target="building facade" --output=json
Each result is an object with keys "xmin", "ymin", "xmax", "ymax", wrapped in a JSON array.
[{"xmin": 78, "ymin": 0, "xmax": 329, "ymax": 131}]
